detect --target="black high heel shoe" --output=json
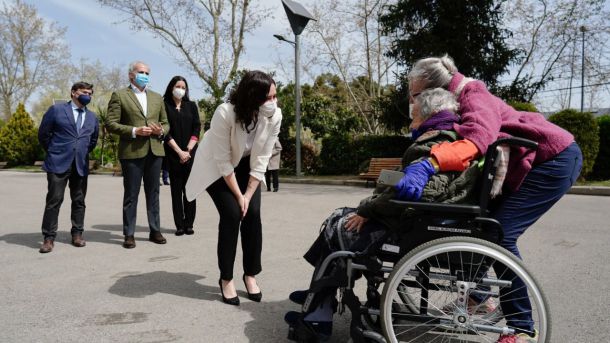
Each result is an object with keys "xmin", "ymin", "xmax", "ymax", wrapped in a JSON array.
[
  {"xmin": 219, "ymin": 279, "xmax": 240, "ymax": 306},
  {"xmin": 243, "ymin": 274, "xmax": 262, "ymax": 302}
]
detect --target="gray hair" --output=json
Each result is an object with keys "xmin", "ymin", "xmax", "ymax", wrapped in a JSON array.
[
  {"xmin": 407, "ymin": 54, "xmax": 457, "ymax": 89},
  {"xmin": 128, "ymin": 61, "xmax": 149, "ymax": 73},
  {"xmin": 416, "ymin": 88, "xmax": 459, "ymax": 121}
]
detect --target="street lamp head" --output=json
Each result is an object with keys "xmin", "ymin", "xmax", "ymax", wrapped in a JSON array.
[{"xmin": 282, "ymin": 0, "xmax": 316, "ymax": 36}]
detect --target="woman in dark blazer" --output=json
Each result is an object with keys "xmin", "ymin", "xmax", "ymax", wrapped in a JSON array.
[{"xmin": 163, "ymin": 76, "xmax": 201, "ymax": 236}]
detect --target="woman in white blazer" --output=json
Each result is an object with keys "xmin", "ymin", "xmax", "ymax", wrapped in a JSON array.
[{"xmin": 186, "ymin": 71, "xmax": 282, "ymax": 306}]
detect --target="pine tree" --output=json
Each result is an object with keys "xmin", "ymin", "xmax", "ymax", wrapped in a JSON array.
[
  {"xmin": 0, "ymin": 103, "xmax": 41, "ymax": 166},
  {"xmin": 380, "ymin": 0, "xmax": 520, "ymax": 89}
]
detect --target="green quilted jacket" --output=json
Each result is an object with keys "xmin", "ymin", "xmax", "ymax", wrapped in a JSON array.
[{"xmin": 356, "ymin": 130, "xmax": 480, "ymax": 231}]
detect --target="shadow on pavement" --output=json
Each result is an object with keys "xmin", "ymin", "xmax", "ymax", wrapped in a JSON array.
[
  {"xmin": 92, "ymin": 224, "xmax": 176, "ymax": 236},
  {"xmin": 108, "ymin": 271, "xmax": 219, "ymax": 302},
  {"xmin": 0, "ymin": 223, "xmax": 179, "ymax": 251}
]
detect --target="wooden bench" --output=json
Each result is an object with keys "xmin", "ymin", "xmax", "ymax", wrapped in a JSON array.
[{"xmin": 359, "ymin": 157, "xmax": 402, "ymax": 186}]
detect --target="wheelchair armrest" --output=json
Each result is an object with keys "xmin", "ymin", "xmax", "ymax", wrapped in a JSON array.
[{"xmin": 389, "ymin": 199, "xmax": 481, "ymax": 214}]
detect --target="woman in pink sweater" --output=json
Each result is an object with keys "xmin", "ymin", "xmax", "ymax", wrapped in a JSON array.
[{"xmin": 398, "ymin": 55, "xmax": 582, "ymax": 343}]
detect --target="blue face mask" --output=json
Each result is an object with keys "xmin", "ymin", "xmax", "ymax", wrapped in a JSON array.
[
  {"xmin": 77, "ymin": 94, "xmax": 91, "ymax": 106},
  {"xmin": 134, "ymin": 73, "xmax": 150, "ymax": 88}
]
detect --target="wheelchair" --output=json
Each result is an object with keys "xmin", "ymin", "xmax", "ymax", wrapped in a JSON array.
[{"xmin": 287, "ymin": 137, "xmax": 551, "ymax": 343}]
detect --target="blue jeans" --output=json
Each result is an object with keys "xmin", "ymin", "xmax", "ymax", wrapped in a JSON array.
[{"xmin": 492, "ymin": 142, "xmax": 582, "ymax": 333}]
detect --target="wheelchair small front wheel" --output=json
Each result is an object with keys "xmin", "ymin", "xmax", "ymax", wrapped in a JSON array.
[{"xmin": 380, "ymin": 236, "xmax": 550, "ymax": 342}]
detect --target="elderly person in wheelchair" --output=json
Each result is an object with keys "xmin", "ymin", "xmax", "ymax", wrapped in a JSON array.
[
  {"xmin": 285, "ymin": 86, "xmax": 550, "ymax": 343},
  {"xmin": 285, "ymin": 88, "xmax": 489, "ymax": 340}
]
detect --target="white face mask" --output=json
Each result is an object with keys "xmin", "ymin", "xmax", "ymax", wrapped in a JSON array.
[
  {"xmin": 172, "ymin": 88, "xmax": 186, "ymax": 99},
  {"xmin": 259, "ymin": 100, "xmax": 277, "ymax": 117}
]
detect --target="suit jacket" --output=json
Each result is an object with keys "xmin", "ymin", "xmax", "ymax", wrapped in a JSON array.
[
  {"xmin": 185, "ymin": 103, "xmax": 282, "ymax": 201},
  {"xmin": 106, "ymin": 86, "xmax": 169, "ymax": 159},
  {"xmin": 38, "ymin": 102, "xmax": 99, "ymax": 176}
]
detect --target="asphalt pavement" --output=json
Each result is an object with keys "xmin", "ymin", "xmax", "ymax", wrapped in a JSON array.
[{"xmin": 0, "ymin": 171, "xmax": 608, "ymax": 343}]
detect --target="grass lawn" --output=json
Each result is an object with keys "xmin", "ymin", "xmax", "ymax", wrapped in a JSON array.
[{"xmin": 577, "ymin": 179, "xmax": 610, "ymax": 187}]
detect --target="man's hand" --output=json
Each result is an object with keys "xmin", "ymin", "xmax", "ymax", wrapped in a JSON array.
[
  {"xmin": 135, "ymin": 126, "xmax": 153, "ymax": 136},
  {"xmin": 345, "ymin": 213, "xmax": 368, "ymax": 233},
  {"xmin": 395, "ymin": 159, "xmax": 436, "ymax": 201},
  {"xmin": 148, "ymin": 122, "xmax": 163, "ymax": 136}
]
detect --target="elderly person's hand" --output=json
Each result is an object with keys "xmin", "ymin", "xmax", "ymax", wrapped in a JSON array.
[
  {"xmin": 345, "ymin": 213, "xmax": 368, "ymax": 233},
  {"xmin": 395, "ymin": 159, "xmax": 436, "ymax": 200}
]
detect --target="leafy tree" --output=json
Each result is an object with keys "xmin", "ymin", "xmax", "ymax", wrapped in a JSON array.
[
  {"xmin": 0, "ymin": 103, "xmax": 41, "ymax": 165},
  {"xmin": 380, "ymin": 0, "xmax": 521, "ymax": 90},
  {"xmin": 548, "ymin": 109, "xmax": 599, "ymax": 178}
]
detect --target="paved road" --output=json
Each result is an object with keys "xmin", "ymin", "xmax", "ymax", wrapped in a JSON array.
[{"xmin": 0, "ymin": 171, "xmax": 608, "ymax": 343}]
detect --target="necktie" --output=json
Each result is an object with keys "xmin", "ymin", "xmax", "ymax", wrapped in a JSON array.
[{"xmin": 76, "ymin": 109, "xmax": 84, "ymax": 134}]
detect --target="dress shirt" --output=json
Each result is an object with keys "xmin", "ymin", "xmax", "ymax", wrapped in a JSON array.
[
  {"xmin": 130, "ymin": 84, "xmax": 148, "ymax": 138},
  {"xmin": 70, "ymin": 102, "xmax": 86, "ymax": 130}
]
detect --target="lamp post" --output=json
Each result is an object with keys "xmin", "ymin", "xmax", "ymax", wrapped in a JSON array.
[
  {"xmin": 276, "ymin": 0, "xmax": 315, "ymax": 177},
  {"xmin": 580, "ymin": 25, "xmax": 586, "ymax": 113}
]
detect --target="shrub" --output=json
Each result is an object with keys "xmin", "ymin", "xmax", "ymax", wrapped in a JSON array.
[
  {"xmin": 0, "ymin": 103, "xmax": 42, "ymax": 166},
  {"xmin": 508, "ymin": 101, "xmax": 538, "ymax": 113},
  {"xmin": 319, "ymin": 134, "xmax": 411, "ymax": 175},
  {"xmin": 548, "ymin": 109, "xmax": 599, "ymax": 178},
  {"xmin": 279, "ymin": 138, "xmax": 318, "ymax": 175},
  {"xmin": 591, "ymin": 115, "xmax": 610, "ymax": 180}
]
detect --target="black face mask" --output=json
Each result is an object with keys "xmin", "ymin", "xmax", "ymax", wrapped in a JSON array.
[{"xmin": 77, "ymin": 94, "xmax": 91, "ymax": 106}]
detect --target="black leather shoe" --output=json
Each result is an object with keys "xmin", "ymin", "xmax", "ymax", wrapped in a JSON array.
[
  {"xmin": 243, "ymin": 274, "xmax": 262, "ymax": 302},
  {"xmin": 219, "ymin": 279, "xmax": 240, "ymax": 306},
  {"xmin": 123, "ymin": 235, "xmax": 135, "ymax": 249},
  {"xmin": 149, "ymin": 231, "xmax": 167, "ymax": 244},
  {"xmin": 175, "ymin": 229, "xmax": 185, "ymax": 236},
  {"xmin": 184, "ymin": 228, "xmax": 194, "ymax": 235}
]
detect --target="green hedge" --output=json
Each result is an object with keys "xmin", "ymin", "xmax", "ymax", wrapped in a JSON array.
[
  {"xmin": 548, "ymin": 109, "xmax": 599, "ymax": 178},
  {"xmin": 319, "ymin": 134, "xmax": 411, "ymax": 175},
  {"xmin": 591, "ymin": 115, "xmax": 610, "ymax": 180},
  {"xmin": 508, "ymin": 101, "xmax": 538, "ymax": 112}
]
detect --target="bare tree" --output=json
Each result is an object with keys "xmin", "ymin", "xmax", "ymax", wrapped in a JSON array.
[
  {"xmin": 281, "ymin": 0, "xmax": 395, "ymax": 134},
  {"xmin": 503, "ymin": 0, "xmax": 610, "ymax": 109},
  {"xmin": 98, "ymin": 0, "xmax": 270, "ymax": 101},
  {"xmin": 0, "ymin": 0, "xmax": 71, "ymax": 120}
]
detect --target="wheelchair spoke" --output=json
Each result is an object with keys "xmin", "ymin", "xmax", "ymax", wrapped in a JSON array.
[{"xmin": 381, "ymin": 237, "xmax": 549, "ymax": 343}]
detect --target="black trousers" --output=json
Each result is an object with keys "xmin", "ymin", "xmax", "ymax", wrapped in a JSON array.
[
  {"xmin": 120, "ymin": 152, "xmax": 162, "ymax": 236},
  {"xmin": 207, "ymin": 157, "xmax": 262, "ymax": 281},
  {"xmin": 168, "ymin": 159, "xmax": 196, "ymax": 231},
  {"xmin": 265, "ymin": 169, "xmax": 279, "ymax": 191},
  {"xmin": 41, "ymin": 161, "xmax": 88, "ymax": 240}
]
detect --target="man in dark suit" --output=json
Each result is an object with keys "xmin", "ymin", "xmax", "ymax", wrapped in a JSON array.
[
  {"xmin": 38, "ymin": 82, "xmax": 99, "ymax": 253},
  {"xmin": 107, "ymin": 61, "xmax": 169, "ymax": 249}
]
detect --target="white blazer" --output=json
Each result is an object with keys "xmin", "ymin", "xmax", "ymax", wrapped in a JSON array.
[{"xmin": 185, "ymin": 103, "xmax": 282, "ymax": 201}]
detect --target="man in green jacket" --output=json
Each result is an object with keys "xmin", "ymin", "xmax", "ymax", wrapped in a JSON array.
[{"xmin": 107, "ymin": 61, "xmax": 169, "ymax": 249}]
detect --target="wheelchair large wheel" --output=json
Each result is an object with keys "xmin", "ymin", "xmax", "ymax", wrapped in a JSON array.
[{"xmin": 380, "ymin": 236, "xmax": 550, "ymax": 342}]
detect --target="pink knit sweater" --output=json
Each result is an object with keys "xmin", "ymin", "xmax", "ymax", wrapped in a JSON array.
[{"xmin": 448, "ymin": 72, "xmax": 574, "ymax": 192}]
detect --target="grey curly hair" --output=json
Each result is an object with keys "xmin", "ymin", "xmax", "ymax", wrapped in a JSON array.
[
  {"xmin": 407, "ymin": 54, "xmax": 457, "ymax": 90},
  {"xmin": 416, "ymin": 88, "xmax": 459, "ymax": 122}
]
